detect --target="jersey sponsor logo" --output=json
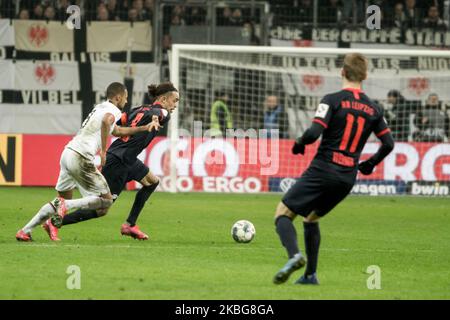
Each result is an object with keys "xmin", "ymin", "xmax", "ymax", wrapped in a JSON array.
[
  {"xmin": 408, "ymin": 77, "xmax": 429, "ymax": 96},
  {"xmin": 302, "ymin": 75, "xmax": 323, "ymax": 91},
  {"xmin": 0, "ymin": 134, "xmax": 22, "ymax": 186},
  {"xmin": 28, "ymin": 24, "xmax": 49, "ymax": 48},
  {"xmin": 34, "ymin": 62, "xmax": 56, "ymax": 85},
  {"xmin": 314, "ymin": 103, "xmax": 329, "ymax": 118}
]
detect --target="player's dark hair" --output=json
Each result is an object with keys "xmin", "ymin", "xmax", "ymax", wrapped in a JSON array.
[
  {"xmin": 387, "ymin": 89, "xmax": 405, "ymax": 103},
  {"xmin": 148, "ymin": 82, "xmax": 178, "ymax": 102},
  {"xmin": 343, "ymin": 53, "xmax": 368, "ymax": 82},
  {"xmin": 106, "ymin": 82, "xmax": 127, "ymax": 99}
]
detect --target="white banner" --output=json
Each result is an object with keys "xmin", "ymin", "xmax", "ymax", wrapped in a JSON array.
[
  {"xmin": 282, "ymin": 69, "xmax": 450, "ymax": 101},
  {"xmin": 14, "ymin": 20, "xmax": 74, "ymax": 52},
  {"xmin": 87, "ymin": 21, "xmax": 152, "ymax": 52},
  {"xmin": 0, "ymin": 104, "xmax": 81, "ymax": 134},
  {"xmin": 92, "ymin": 62, "xmax": 159, "ymax": 92},
  {"xmin": 14, "ymin": 61, "xmax": 79, "ymax": 91},
  {"xmin": 270, "ymin": 38, "xmax": 337, "ymax": 48},
  {"xmin": 0, "ymin": 60, "xmax": 14, "ymax": 89},
  {"xmin": 0, "ymin": 19, "xmax": 14, "ymax": 46}
]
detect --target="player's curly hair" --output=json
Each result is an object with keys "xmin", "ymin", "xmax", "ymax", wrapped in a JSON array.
[{"xmin": 148, "ymin": 82, "xmax": 178, "ymax": 102}]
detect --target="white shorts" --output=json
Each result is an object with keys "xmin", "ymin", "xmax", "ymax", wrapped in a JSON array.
[{"xmin": 55, "ymin": 148, "xmax": 110, "ymax": 197}]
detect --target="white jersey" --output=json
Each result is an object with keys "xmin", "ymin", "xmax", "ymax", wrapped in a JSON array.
[{"xmin": 66, "ymin": 101, "xmax": 122, "ymax": 160}]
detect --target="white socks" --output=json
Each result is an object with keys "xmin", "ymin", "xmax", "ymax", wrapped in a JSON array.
[
  {"xmin": 21, "ymin": 196, "xmax": 113, "ymax": 234},
  {"xmin": 64, "ymin": 196, "xmax": 113, "ymax": 210},
  {"xmin": 22, "ymin": 203, "xmax": 55, "ymax": 234}
]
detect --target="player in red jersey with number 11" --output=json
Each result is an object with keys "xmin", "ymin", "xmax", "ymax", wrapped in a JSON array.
[{"xmin": 272, "ymin": 53, "xmax": 395, "ymax": 285}]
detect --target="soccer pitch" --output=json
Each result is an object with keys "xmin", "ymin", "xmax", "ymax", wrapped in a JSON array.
[{"xmin": 0, "ymin": 187, "xmax": 449, "ymax": 300}]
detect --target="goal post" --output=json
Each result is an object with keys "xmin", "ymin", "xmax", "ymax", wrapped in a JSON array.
[{"xmin": 169, "ymin": 44, "xmax": 450, "ymax": 196}]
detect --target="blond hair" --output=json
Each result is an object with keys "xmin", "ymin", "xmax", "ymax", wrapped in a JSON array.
[{"xmin": 343, "ymin": 53, "xmax": 368, "ymax": 82}]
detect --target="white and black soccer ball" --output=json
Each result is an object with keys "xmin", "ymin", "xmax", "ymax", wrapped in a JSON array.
[{"xmin": 231, "ymin": 220, "xmax": 256, "ymax": 243}]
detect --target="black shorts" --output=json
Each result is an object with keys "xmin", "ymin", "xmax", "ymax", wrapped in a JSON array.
[
  {"xmin": 102, "ymin": 155, "xmax": 149, "ymax": 197},
  {"xmin": 282, "ymin": 166, "xmax": 354, "ymax": 218}
]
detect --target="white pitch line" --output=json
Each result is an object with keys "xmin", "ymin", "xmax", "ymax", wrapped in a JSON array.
[{"xmin": 3, "ymin": 243, "xmax": 438, "ymax": 253}]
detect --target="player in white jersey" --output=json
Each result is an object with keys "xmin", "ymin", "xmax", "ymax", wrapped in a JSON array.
[{"xmin": 16, "ymin": 82, "xmax": 160, "ymax": 241}]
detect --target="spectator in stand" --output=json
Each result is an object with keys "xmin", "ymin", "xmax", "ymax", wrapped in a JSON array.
[
  {"xmin": 263, "ymin": 94, "xmax": 289, "ymax": 139},
  {"xmin": 295, "ymin": 0, "xmax": 313, "ymax": 23},
  {"xmin": 143, "ymin": 0, "xmax": 154, "ymax": 21},
  {"xmin": 243, "ymin": 21, "xmax": 260, "ymax": 45},
  {"xmin": 32, "ymin": 3, "xmax": 45, "ymax": 20},
  {"xmin": 55, "ymin": 0, "xmax": 71, "ymax": 21},
  {"xmin": 171, "ymin": 14, "xmax": 184, "ymax": 26},
  {"xmin": 342, "ymin": 0, "xmax": 365, "ymax": 24},
  {"xmin": 404, "ymin": 0, "xmax": 422, "ymax": 28},
  {"xmin": 422, "ymin": 5, "xmax": 448, "ymax": 31},
  {"xmin": 44, "ymin": 6, "xmax": 56, "ymax": 20},
  {"xmin": 128, "ymin": 8, "xmax": 139, "ymax": 22},
  {"xmin": 221, "ymin": 6, "xmax": 233, "ymax": 26},
  {"xmin": 170, "ymin": 5, "xmax": 186, "ymax": 26},
  {"xmin": 230, "ymin": 8, "xmax": 244, "ymax": 26},
  {"xmin": 319, "ymin": 0, "xmax": 343, "ymax": 25},
  {"xmin": 414, "ymin": 93, "xmax": 449, "ymax": 142},
  {"xmin": 106, "ymin": 0, "xmax": 121, "ymax": 21},
  {"xmin": 18, "ymin": 8, "xmax": 30, "ymax": 19},
  {"xmin": 119, "ymin": 0, "xmax": 131, "ymax": 20},
  {"xmin": 209, "ymin": 90, "xmax": 234, "ymax": 137},
  {"xmin": 172, "ymin": 5, "xmax": 185, "ymax": 20},
  {"xmin": 132, "ymin": 0, "xmax": 148, "ymax": 20},
  {"xmin": 186, "ymin": 6, "xmax": 205, "ymax": 25},
  {"xmin": 162, "ymin": 33, "xmax": 172, "ymax": 51},
  {"xmin": 389, "ymin": 2, "xmax": 407, "ymax": 28},
  {"xmin": 97, "ymin": 4, "xmax": 109, "ymax": 21},
  {"xmin": 386, "ymin": 90, "xmax": 414, "ymax": 142}
]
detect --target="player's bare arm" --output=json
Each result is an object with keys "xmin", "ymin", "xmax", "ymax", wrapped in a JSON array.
[
  {"xmin": 110, "ymin": 115, "xmax": 161, "ymax": 138},
  {"xmin": 100, "ymin": 113, "xmax": 114, "ymax": 166}
]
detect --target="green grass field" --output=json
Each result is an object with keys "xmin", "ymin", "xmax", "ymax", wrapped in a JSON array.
[{"xmin": 0, "ymin": 186, "xmax": 449, "ymax": 300}]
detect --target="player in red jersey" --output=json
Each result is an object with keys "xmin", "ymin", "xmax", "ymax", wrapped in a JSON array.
[{"xmin": 273, "ymin": 53, "xmax": 395, "ymax": 285}]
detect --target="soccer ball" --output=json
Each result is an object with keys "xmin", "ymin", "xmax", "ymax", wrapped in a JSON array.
[{"xmin": 231, "ymin": 220, "xmax": 256, "ymax": 243}]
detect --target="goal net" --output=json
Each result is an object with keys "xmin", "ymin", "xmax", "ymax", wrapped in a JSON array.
[{"xmin": 163, "ymin": 45, "xmax": 450, "ymax": 196}]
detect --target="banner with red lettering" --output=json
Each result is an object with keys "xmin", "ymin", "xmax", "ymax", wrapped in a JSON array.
[
  {"xmin": 282, "ymin": 70, "xmax": 450, "ymax": 101},
  {"xmin": 10, "ymin": 135, "xmax": 450, "ymax": 195}
]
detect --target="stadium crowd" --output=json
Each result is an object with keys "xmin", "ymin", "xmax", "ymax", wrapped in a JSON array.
[{"xmin": 0, "ymin": 0, "xmax": 448, "ymax": 31}]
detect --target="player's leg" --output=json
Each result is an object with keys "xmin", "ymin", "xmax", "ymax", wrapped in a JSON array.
[
  {"xmin": 274, "ymin": 202, "xmax": 300, "ymax": 259},
  {"xmin": 17, "ymin": 193, "xmax": 73, "ymax": 241},
  {"xmin": 41, "ymin": 190, "xmax": 74, "ymax": 241},
  {"xmin": 273, "ymin": 172, "xmax": 323, "ymax": 284},
  {"xmin": 121, "ymin": 162, "xmax": 157, "ymax": 240},
  {"xmin": 47, "ymin": 150, "xmax": 114, "ymax": 232},
  {"xmin": 59, "ymin": 155, "xmax": 126, "ymax": 227},
  {"xmin": 126, "ymin": 169, "xmax": 159, "ymax": 227},
  {"xmin": 16, "ymin": 158, "xmax": 76, "ymax": 241},
  {"xmin": 295, "ymin": 212, "xmax": 321, "ymax": 285},
  {"xmin": 295, "ymin": 181, "xmax": 353, "ymax": 285},
  {"xmin": 272, "ymin": 201, "xmax": 308, "ymax": 284}
]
